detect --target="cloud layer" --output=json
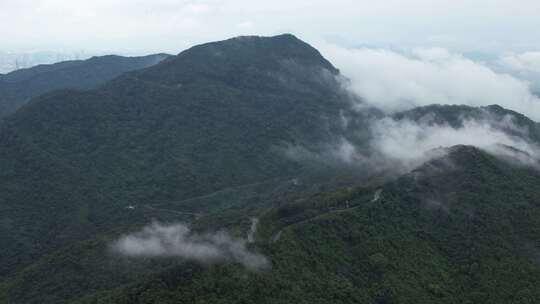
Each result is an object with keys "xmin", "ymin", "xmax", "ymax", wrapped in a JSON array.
[
  {"xmin": 497, "ymin": 52, "xmax": 540, "ymax": 93},
  {"xmin": 2, "ymin": 0, "xmax": 540, "ymax": 53},
  {"xmin": 321, "ymin": 45, "xmax": 540, "ymax": 121},
  {"xmin": 369, "ymin": 116, "xmax": 539, "ymax": 170},
  {"xmin": 319, "ymin": 111, "xmax": 540, "ymax": 174},
  {"xmin": 499, "ymin": 52, "xmax": 540, "ymax": 74},
  {"xmin": 111, "ymin": 222, "xmax": 269, "ymax": 271}
]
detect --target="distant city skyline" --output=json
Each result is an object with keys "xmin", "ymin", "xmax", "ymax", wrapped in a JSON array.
[{"xmin": 0, "ymin": 50, "xmax": 98, "ymax": 73}]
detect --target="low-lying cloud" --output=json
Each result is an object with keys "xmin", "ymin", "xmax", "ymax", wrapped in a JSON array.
[
  {"xmin": 497, "ymin": 52, "xmax": 540, "ymax": 94},
  {"xmin": 320, "ymin": 44, "xmax": 540, "ymax": 120},
  {"xmin": 317, "ymin": 112, "xmax": 540, "ymax": 174},
  {"xmin": 111, "ymin": 222, "xmax": 269, "ymax": 271},
  {"xmin": 370, "ymin": 116, "xmax": 539, "ymax": 170},
  {"xmin": 499, "ymin": 52, "xmax": 540, "ymax": 74}
]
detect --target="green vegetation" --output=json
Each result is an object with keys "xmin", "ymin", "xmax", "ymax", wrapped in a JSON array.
[
  {"xmin": 0, "ymin": 34, "xmax": 539, "ymax": 303},
  {"xmin": 0, "ymin": 53, "xmax": 170, "ymax": 118},
  {"xmin": 75, "ymin": 146, "xmax": 540, "ymax": 303}
]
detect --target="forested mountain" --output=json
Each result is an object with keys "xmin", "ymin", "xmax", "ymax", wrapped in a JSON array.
[
  {"xmin": 86, "ymin": 145, "xmax": 540, "ymax": 304},
  {"xmin": 393, "ymin": 104, "xmax": 540, "ymax": 142},
  {"xmin": 0, "ymin": 53, "xmax": 170, "ymax": 118},
  {"xmin": 1, "ymin": 34, "xmax": 540, "ymax": 303}
]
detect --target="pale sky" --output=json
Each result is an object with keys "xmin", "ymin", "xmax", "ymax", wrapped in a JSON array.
[{"xmin": 1, "ymin": 0, "xmax": 540, "ymax": 54}]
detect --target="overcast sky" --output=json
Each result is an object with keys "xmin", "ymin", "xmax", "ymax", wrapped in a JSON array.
[{"xmin": 1, "ymin": 0, "xmax": 540, "ymax": 54}]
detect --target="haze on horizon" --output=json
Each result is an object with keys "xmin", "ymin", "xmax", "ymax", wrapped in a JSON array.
[
  {"xmin": 1, "ymin": 0, "xmax": 540, "ymax": 55},
  {"xmin": 3, "ymin": 0, "xmax": 540, "ymax": 119}
]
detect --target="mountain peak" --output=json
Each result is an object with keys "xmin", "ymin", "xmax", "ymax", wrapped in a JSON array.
[
  {"xmin": 136, "ymin": 34, "xmax": 338, "ymax": 87},
  {"xmin": 230, "ymin": 33, "xmax": 300, "ymax": 42},
  {"xmin": 191, "ymin": 33, "xmax": 314, "ymax": 53},
  {"xmin": 225, "ymin": 33, "xmax": 312, "ymax": 50}
]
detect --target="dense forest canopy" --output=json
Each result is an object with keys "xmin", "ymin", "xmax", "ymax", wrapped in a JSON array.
[{"xmin": 1, "ymin": 34, "xmax": 540, "ymax": 303}]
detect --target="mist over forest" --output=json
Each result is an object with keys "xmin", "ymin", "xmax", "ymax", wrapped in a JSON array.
[{"xmin": 1, "ymin": 1, "xmax": 540, "ymax": 303}]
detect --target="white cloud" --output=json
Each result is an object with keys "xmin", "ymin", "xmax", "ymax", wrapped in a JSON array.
[
  {"xmin": 412, "ymin": 47, "xmax": 453, "ymax": 61},
  {"xmin": 237, "ymin": 21, "xmax": 255, "ymax": 29},
  {"xmin": 497, "ymin": 52, "xmax": 540, "ymax": 93},
  {"xmin": 320, "ymin": 44, "xmax": 540, "ymax": 120},
  {"xmin": 368, "ymin": 116, "xmax": 539, "ymax": 170},
  {"xmin": 2, "ymin": 0, "xmax": 540, "ymax": 53},
  {"xmin": 185, "ymin": 3, "xmax": 212, "ymax": 14},
  {"xmin": 112, "ymin": 222, "xmax": 269, "ymax": 271},
  {"xmin": 499, "ymin": 52, "xmax": 540, "ymax": 74},
  {"xmin": 309, "ymin": 111, "xmax": 540, "ymax": 173}
]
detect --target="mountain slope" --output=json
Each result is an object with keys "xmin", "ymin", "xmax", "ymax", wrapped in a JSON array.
[
  {"xmin": 0, "ymin": 54, "xmax": 170, "ymax": 118},
  {"xmin": 88, "ymin": 146, "xmax": 540, "ymax": 303},
  {"xmin": 393, "ymin": 104, "xmax": 540, "ymax": 143},
  {"xmin": 4, "ymin": 34, "xmax": 357, "ymax": 202},
  {"xmin": 0, "ymin": 34, "xmax": 370, "ymax": 303},
  {"xmin": 2, "ymin": 34, "xmax": 540, "ymax": 304}
]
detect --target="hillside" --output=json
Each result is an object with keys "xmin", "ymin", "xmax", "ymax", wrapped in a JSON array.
[
  {"xmin": 0, "ymin": 53, "xmax": 170, "ymax": 118},
  {"xmin": 0, "ymin": 34, "xmax": 373, "ymax": 303},
  {"xmin": 393, "ymin": 104, "xmax": 540, "ymax": 142},
  {"xmin": 85, "ymin": 145, "xmax": 540, "ymax": 303},
  {"xmin": 1, "ymin": 34, "xmax": 540, "ymax": 303}
]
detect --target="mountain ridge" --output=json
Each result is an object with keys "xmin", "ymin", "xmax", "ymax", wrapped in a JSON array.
[
  {"xmin": 1, "ymin": 34, "xmax": 540, "ymax": 303},
  {"xmin": 81, "ymin": 145, "xmax": 540, "ymax": 303},
  {"xmin": 0, "ymin": 53, "xmax": 171, "ymax": 118}
]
